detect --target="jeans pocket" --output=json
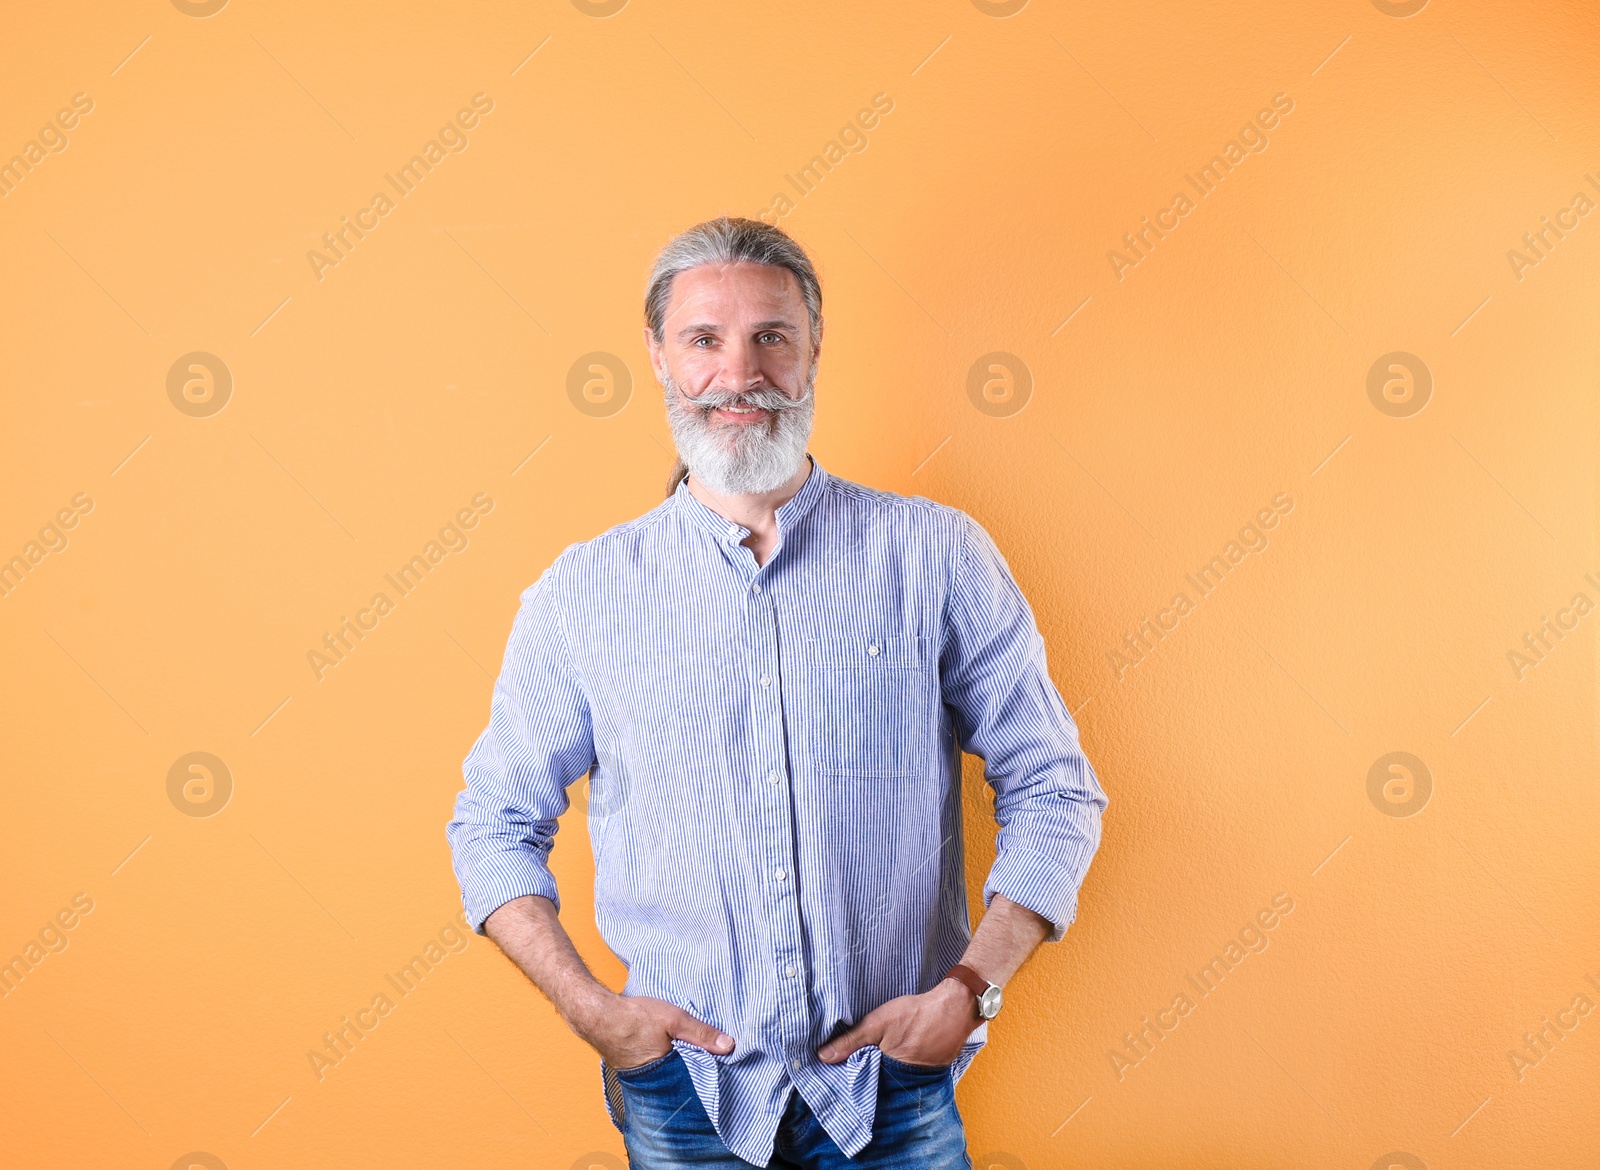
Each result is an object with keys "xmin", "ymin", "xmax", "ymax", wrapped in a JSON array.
[
  {"xmin": 613, "ymin": 1049, "xmax": 676, "ymax": 1082},
  {"xmin": 880, "ymin": 1052, "xmax": 954, "ymax": 1076}
]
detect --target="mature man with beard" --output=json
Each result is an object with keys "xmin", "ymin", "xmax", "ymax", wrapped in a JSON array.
[{"xmin": 446, "ymin": 216, "xmax": 1107, "ymax": 1168}]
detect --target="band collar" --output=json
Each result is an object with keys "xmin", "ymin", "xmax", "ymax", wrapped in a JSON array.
[{"xmin": 673, "ymin": 452, "xmax": 828, "ymax": 546}]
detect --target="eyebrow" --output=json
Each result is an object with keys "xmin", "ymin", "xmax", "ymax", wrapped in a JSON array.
[{"xmin": 674, "ymin": 318, "xmax": 801, "ymax": 340}]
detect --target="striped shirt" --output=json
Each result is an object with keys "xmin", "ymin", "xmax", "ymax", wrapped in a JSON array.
[{"xmin": 446, "ymin": 452, "xmax": 1107, "ymax": 1166}]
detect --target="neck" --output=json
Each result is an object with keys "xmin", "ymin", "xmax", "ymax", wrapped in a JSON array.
[{"xmin": 686, "ymin": 453, "xmax": 813, "ymax": 539}]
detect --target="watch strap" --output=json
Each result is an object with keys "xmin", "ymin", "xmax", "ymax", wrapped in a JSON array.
[{"xmin": 945, "ymin": 962, "xmax": 991, "ymax": 998}]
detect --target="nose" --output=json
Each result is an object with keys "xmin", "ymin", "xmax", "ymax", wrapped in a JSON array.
[{"xmin": 718, "ymin": 334, "xmax": 766, "ymax": 393}]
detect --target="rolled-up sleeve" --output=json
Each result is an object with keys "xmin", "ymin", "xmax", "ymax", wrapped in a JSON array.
[
  {"xmin": 939, "ymin": 511, "xmax": 1108, "ymax": 943},
  {"xmin": 447, "ymin": 559, "xmax": 595, "ymax": 935}
]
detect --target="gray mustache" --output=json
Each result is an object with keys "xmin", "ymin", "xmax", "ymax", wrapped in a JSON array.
[{"xmin": 683, "ymin": 386, "xmax": 809, "ymax": 413}]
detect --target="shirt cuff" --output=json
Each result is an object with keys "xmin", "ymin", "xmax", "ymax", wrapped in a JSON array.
[
  {"xmin": 981, "ymin": 843, "xmax": 1087, "ymax": 944},
  {"xmin": 457, "ymin": 849, "xmax": 561, "ymax": 935}
]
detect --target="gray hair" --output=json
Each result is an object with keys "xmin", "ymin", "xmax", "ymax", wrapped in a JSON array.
[
  {"xmin": 644, "ymin": 216, "xmax": 822, "ymax": 351},
  {"xmin": 648, "ymin": 217, "xmax": 822, "ymax": 498}
]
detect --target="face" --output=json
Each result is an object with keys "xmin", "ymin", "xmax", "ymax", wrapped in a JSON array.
[{"xmin": 645, "ymin": 260, "xmax": 820, "ymax": 495}]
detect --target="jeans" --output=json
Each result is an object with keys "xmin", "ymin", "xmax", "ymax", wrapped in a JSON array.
[{"xmin": 612, "ymin": 1049, "xmax": 974, "ymax": 1169}]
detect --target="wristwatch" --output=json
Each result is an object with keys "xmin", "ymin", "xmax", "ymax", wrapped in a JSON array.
[{"xmin": 945, "ymin": 963, "xmax": 1003, "ymax": 1020}]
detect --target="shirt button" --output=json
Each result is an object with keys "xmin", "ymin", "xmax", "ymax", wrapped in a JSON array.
[
  {"xmin": 791, "ymin": 1057, "xmax": 802, "ymax": 1069},
  {"xmin": 768, "ymin": 771, "xmax": 780, "ymax": 784},
  {"xmin": 759, "ymin": 675, "xmax": 771, "ymax": 687},
  {"xmin": 751, "ymin": 583, "xmax": 761, "ymax": 594},
  {"xmin": 774, "ymin": 867, "xmax": 786, "ymax": 881},
  {"xmin": 868, "ymin": 643, "xmax": 880, "ymax": 656},
  {"xmin": 785, "ymin": 964, "xmax": 797, "ymax": 977}
]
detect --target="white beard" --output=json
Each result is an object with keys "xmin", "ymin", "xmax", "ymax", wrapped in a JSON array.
[{"xmin": 662, "ymin": 367, "xmax": 816, "ymax": 495}]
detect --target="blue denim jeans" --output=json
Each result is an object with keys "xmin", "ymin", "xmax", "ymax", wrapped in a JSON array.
[{"xmin": 612, "ymin": 1049, "xmax": 974, "ymax": 1168}]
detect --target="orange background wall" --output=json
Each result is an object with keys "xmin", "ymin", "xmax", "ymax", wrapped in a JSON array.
[{"xmin": 2, "ymin": 2, "xmax": 1596, "ymax": 1168}]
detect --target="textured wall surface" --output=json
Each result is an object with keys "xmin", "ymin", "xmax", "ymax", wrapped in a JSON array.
[{"xmin": 1, "ymin": 2, "xmax": 1596, "ymax": 1168}]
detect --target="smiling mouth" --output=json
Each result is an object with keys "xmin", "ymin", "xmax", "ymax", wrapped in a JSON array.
[{"xmin": 711, "ymin": 404, "xmax": 772, "ymax": 422}]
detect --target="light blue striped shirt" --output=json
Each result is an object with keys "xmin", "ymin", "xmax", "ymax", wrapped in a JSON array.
[{"xmin": 446, "ymin": 452, "xmax": 1106, "ymax": 1165}]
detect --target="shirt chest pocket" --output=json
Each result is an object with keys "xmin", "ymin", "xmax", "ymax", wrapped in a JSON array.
[{"xmin": 794, "ymin": 634, "xmax": 933, "ymax": 777}]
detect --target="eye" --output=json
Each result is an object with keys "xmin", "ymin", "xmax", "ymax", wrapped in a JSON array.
[
  {"xmin": 693, "ymin": 335, "xmax": 716, "ymax": 347},
  {"xmin": 758, "ymin": 332, "xmax": 783, "ymax": 344}
]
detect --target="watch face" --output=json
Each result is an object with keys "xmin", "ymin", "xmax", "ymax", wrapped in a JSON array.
[{"xmin": 979, "ymin": 986, "xmax": 1003, "ymax": 1019}]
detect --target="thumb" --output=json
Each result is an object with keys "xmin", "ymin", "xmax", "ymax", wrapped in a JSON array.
[
  {"xmin": 674, "ymin": 1011, "xmax": 735, "ymax": 1054},
  {"xmin": 818, "ymin": 1021, "xmax": 874, "ymax": 1063}
]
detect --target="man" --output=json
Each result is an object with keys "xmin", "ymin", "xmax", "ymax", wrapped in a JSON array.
[{"xmin": 446, "ymin": 216, "xmax": 1107, "ymax": 1168}]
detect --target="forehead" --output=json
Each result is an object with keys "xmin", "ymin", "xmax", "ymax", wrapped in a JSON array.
[{"xmin": 664, "ymin": 261, "xmax": 805, "ymax": 324}]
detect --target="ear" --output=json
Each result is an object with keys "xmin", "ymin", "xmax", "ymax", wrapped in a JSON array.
[{"xmin": 643, "ymin": 324, "xmax": 666, "ymax": 383}]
